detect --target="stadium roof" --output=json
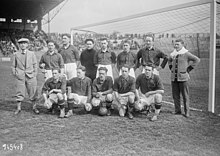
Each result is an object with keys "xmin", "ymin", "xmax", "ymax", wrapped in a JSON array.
[{"xmin": 0, "ymin": 0, "xmax": 64, "ymax": 20}]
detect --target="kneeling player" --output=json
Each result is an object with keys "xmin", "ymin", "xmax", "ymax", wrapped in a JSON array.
[
  {"xmin": 113, "ymin": 65, "xmax": 136, "ymax": 119},
  {"xmin": 42, "ymin": 68, "xmax": 66, "ymax": 118},
  {"xmin": 135, "ymin": 63, "xmax": 164, "ymax": 121},
  {"xmin": 91, "ymin": 67, "xmax": 113, "ymax": 116},
  {"xmin": 65, "ymin": 66, "xmax": 92, "ymax": 117}
]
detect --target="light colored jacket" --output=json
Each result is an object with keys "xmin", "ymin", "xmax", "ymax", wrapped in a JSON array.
[
  {"xmin": 168, "ymin": 52, "xmax": 200, "ymax": 81},
  {"xmin": 11, "ymin": 50, "xmax": 38, "ymax": 80}
]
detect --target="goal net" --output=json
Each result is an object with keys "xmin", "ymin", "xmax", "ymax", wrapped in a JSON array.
[{"xmin": 71, "ymin": 1, "xmax": 220, "ymax": 113}]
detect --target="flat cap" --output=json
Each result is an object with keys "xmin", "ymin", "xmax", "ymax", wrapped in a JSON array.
[{"xmin": 18, "ymin": 38, "xmax": 29, "ymax": 43}]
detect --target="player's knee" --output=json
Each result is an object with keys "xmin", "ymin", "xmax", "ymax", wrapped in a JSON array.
[
  {"xmin": 91, "ymin": 98, "xmax": 100, "ymax": 107},
  {"xmin": 57, "ymin": 93, "xmax": 64, "ymax": 100},
  {"xmin": 106, "ymin": 94, "xmax": 113, "ymax": 102},
  {"xmin": 155, "ymin": 93, "xmax": 162, "ymax": 103},
  {"xmin": 84, "ymin": 103, "xmax": 92, "ymax": 112},
  {"xmin": 128, "ymin": 94, "xmax": 135, "ymax": 103},
  {"xmin": 134, "ymin": 101, "xmax": 143, "ymax": 111}
]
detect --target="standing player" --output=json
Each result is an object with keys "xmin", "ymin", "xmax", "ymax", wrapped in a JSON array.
[
  {"xmin": 59, "ymin": 34, "xmax": 80, "ymax": 80},
  {"xmin": 41, "ymin": 68, "xmax": 66, "ymax": 118},
  {"xmin": 135, "ymin": 63, "xmax": 164, "ymax": 121},
  {"xmin": 168, "ymin": 39, "xmax": 200, "ymax": 117},
  {"xmin": 94, "ymin": 38, "xmax": 116, "ymax": 80},
  {"xmin": 117, "ymin": 40, "xmax": 136, "ymax": 78},
  {"xmin": 11, "ymin": 38, "xmax": 39, "ymax": 114},
  {"xmin": 113, "ymin": 65, "xmax": 136, "ymax": 119},
  {"xmin": 65, "ymin": 66, "xmax": 92, "ymax": 117},
  {"xmin": 39, "ymin": 40, "xmax": 64, "ymax": 80},
  {"xmin": 136, "ymin": 36, "xmax": 168, "ymax": 75},
  {"xmin": 91, "ymin": 67, "xmax": 113, "ymax": 116},
  {"xmin": 80, "ymin": 39, "xmax": 97, "ymax": 81}
]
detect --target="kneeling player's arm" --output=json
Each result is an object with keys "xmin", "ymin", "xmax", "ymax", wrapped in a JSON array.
[
  {"xmin": 146, "ymin": 90, "xmax": 164, "ymax": 96},
  {"xmin": 120, "ymin": 92, "xmax": 134, "ymax": 97},
  {"xmin": 52, "ymin": 89, "xmax": 62, "ymax": 93},
  {"xmin": 102, "ymin": 88, "xmax": 113, "ymax": 95}
]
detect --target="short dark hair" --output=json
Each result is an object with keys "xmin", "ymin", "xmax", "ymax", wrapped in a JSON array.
[
  {"xmin": 62, "ymin": 34, "xmax": 71, "ymax": 39},
  {"xmin": 175, "ymin": 39, "xmax": 184, "ymax": 45},
  {"xmin": 85, "ymin": 38, "xmax": 94, "ymax": 44},
  {"xmin": 100, "ymin": 37, "xmax": 108, "ymax": 42},
  {"xmin": 121, "ymin": 64, "xmax": 131, "ymax": 71},
  {"xmin": 77, "ymin": 66, "xmax": 86, "ymax": 72},
  {"xmin": 143, "ymin": 63, "xmax": 155, "ymax": 69},
  {"xmin": 123, "ymin": 40, "xmax": 131, "ymax": 45},
  {"xmin": 46, "ymin": 40, "xmax": 56, "ymax": 44},
  {"xmin": 98, "ymin": 67, "xmax": 108, "ymax": 73}
]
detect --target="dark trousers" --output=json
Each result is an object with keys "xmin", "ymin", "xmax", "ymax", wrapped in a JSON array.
[{"xmin": 171, "ymin": 81, "xmax": 189, "ymax": 114}]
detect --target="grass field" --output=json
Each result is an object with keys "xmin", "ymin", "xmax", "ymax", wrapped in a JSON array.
[{"xmin": 0, "ymin": 51, "xmax": 220, "ymax": 156}]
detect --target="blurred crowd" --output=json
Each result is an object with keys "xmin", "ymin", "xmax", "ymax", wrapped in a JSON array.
[
  {"xmin": 1, "ymin": 29, "xmax": 157, "ymax": 56},
  {"xmin": 0, "ymin": 29, "xmax": 48, "ymax": 56}
]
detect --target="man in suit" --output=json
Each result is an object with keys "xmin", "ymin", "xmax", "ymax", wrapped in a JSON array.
[{"xmin": 11, "ymin": 38, "xmax": 39, "ymax": 114}]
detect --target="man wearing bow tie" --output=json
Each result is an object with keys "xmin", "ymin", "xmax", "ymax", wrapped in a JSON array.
[{"xmin": 11, "ymin": 38, "xmax": 39, "ymax": 115}]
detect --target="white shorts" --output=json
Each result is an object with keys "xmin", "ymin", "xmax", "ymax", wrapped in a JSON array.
[
  {"xmin": 68, "ymin": 93, "xmax": 87, "ymax": 105},
  {"xmin": 96, "ymin": 64, "xmax": 113, "ymax": 80},
  {"xmin": 64, "ymin": 63, "xmax": 77, "ymax": 80},
  {"xmin": 91, "ymin": 94, "xmax": 113, "ymax": 107},
  {"xmin": 119, "ymin": 68, "xmax": 135, "ymax": 78},
  {"xmin": 44, "ymin": 93, "xmax": 60, "ymax": 109},
  {"xmin": 135, "ymin": 94, "xmax": 160, "ymax": 110}
]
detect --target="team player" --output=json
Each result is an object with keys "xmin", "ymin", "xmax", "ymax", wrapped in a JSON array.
[
  {"xmin": 135, "ymin": 63, "xmax": 164, "ymax": 121},
  {"xmin": 59, "ymin": 34, "xmax": 80, "ymax": 80},
  {"xmin": 80, "ymin": 39, "xmax": 97, "ymax": 81},
  {"xmin": 41, "ymin": 68, "xmax": 66, "ymax": 118},
  {"xmin": 136, "ymin": 36, "xmax": 168, "ymax": 75},
  {"xmin": 113, "ymin": 65, "xmax": 136, "ymax": 119},
  {"xmin": 94, "ymin": 38, "xmax": 116, "ymax": 80},
  {"xmin": 91, "ymin": 67, "xmax": 113, "ymax": 116},
  {"xmin": 39, "ymin": 40, "xmax": 64, "ymax": 80},
  {"xmin": 117, "ymin": 40, "xmax": 136, "ymax": 78},
  {"xmin": 65, "ymin": 66, "xmax": 92, "ymax": 117}
]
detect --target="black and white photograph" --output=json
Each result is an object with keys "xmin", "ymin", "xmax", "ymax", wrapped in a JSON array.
[{"xmin": 0, "ymin": 0, "xmax": 220, "ymax": 155}]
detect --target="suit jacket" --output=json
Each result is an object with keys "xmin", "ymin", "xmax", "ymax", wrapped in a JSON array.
[
  {"xmin": 168, "ymin": 52, "xmax": 200, "ymax": 82},
  {"xmin": 11, "ymin": 50, "xmax": 38, "ymax": 80}
]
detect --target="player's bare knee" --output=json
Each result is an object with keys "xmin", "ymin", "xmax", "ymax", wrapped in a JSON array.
[
  {"xmin": 91, "ymin": 98, "xmax": 100, "ymax": 107},
  {"xmin": 134, "ymin": 101, "xmax": 143, "ymax": 111},
  {"xmin": 106, "ymin": 94, "xmax": 113, "ymax": 102},
  {"xmin": 155, "ymin": 93, "xmax": 162, "ymax": 103},
  {"xmin": 128, "ymin": 94, "xmax": 135, "ymax": 103},
  {"xmin": 57, "ymin": 93, "xmax": 64, "ymax": 100}
]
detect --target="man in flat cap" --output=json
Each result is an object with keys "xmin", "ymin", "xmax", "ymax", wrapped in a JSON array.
[{"xmin": 12, "ymin": 38, "xmax": 39, "ymax": 114}]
